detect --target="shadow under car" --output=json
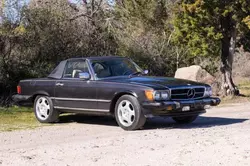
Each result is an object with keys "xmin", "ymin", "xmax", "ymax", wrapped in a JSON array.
[{"xmin": 58, "ymin": 114, "xmax": 249, "ymax": 130}]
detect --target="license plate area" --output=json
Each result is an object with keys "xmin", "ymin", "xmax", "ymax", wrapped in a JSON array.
[{"xmin": 182, "ymin": 106, "xmax": 190, "ymax": 112}]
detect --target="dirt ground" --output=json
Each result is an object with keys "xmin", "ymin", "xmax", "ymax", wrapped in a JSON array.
[{"xmin": 0, "ymin": 103, "xmax": 250, "ymax": 166}]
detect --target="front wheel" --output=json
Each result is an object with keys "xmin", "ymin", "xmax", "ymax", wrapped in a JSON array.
[
  {"xmin": 34, "ymin": 96, "xmax": 59, "ymax": 123},
  {"xmin": 172, "ymin": 115, "xmax": 198, "ymax": 124},
  {"xmin": 115, "ymin": 95, "xmax": 146, "ymax": 130}
]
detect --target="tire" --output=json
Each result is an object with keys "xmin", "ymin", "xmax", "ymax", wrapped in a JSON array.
[
  {"xmin": 34, "ymin": 95, "xmax": 59, "ymax": 123},
  {"xmin": 115, "ymin": 95, "xmax": 146, "ymax": 130},
  {"xmin": 172, "ymin": 115, "xmax": 198, "ymax": 124}
]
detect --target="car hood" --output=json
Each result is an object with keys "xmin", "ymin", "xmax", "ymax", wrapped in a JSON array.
[{"xmin": 100, "ymin": 76, "xmax": 208, "ymax": 90}]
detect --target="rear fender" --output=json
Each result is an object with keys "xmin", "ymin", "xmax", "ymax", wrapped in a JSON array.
[{"xmin": 31, "ymin": 91, "xmax": 50, "ymax": 102}]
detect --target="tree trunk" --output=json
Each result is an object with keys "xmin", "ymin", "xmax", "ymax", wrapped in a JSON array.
[{"xmin": 220, "ymin": 28, "xmax": 239, "ymax": 96}]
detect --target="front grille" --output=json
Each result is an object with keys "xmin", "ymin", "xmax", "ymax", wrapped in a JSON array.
[{"xmin": 170, "ymin": 87, "xmax": 205, "ymax": 100}]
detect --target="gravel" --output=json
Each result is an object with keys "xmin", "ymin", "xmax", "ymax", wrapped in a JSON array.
[{"xmin": 0, "ymin": 103, "xmax": 250, "ymax": 166}]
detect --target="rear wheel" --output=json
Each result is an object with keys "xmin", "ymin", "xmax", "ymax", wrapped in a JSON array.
[
  {"xmin": 115, "ymin": 95, "xmax": 146, "ymax": 130},
  {"xmin": 172, "ymin": 115, "xmax": 198, "ymax": 124},
  {"xmin": 34, "ymin": 96, "xmax": 59, "ymax": 123}
]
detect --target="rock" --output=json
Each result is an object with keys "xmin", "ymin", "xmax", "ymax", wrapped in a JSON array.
[
  {"xmin": 175, "ymin": 65, "xmax": 212, "ymax": 82},
  {"xmin": 175, "ymin": 65, "xmax": 220, "ymax": 95}
]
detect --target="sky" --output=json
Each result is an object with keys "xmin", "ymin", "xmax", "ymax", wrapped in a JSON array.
[{"xmin": 1, "ymin": 0, "xmax": 115, "ymax": 23}]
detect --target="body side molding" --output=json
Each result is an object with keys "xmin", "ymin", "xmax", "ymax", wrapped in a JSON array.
[
  {"xmin": 54, "ymin": 106, "xmax": 110, "ymax": 112},
  {"xmin": 51, "ymin": 97, "xmax": 111, "ymax": 103}
]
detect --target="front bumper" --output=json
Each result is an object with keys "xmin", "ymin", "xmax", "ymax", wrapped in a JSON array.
[{"xmin": 142, "ymin": 97, "xmax": 221, "ymax": 117}]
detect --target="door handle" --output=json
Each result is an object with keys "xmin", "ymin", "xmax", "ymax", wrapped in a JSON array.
[{"xmin": 56, "ymin": 83, "xmax": 64, "ymax": 86}]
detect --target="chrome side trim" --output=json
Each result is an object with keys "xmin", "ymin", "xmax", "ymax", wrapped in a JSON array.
[
  {"xmin": 51, "ymin": 97, "xmax": 110, "ymax": 103},
  {"xmin": 54, "ymin": 106, "xmax": 109, "ymax": 112}
]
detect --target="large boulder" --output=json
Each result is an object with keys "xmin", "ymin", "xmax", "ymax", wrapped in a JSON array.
[{"xmin": 175, "ymin": 65, "xmax": 220, "ymax": 95}]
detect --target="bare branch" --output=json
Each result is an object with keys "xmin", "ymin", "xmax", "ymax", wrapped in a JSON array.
[{"xmin": 69, "ymin": 13, "xmax": 92, "ymax": 21}]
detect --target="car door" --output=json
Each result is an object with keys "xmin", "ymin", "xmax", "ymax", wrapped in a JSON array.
[{"xmin": 53, "ymin": 59, "xmax": 101, "ymax": 112}]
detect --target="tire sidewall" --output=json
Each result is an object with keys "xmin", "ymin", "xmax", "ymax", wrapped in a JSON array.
[
  {"xmin": 115, "ymin": 95, "xmax": 145, "ymax": 130},
  {"xmin": 34, "ymin": 95, "xmax": 55, "ymax": 123}
]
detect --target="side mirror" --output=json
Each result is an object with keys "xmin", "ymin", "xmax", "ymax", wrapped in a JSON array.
[
  {"xmin": 144, "ymin": 70, "xmax": 149, "ymax": 75},
  {"xmin": 79, "ymin": 72, "xmax": 91, "ymax": 80}
]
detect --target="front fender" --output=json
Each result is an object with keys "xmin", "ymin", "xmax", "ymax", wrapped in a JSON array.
[
  {"xmin": 113, "ymin": 90, "xmax": 138, "ymax": 98},
  {"xmin": 109, "ymin": 90, "xmax": 139, "ymax": 114}
]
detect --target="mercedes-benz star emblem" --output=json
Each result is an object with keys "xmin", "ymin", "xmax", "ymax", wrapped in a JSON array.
[{"xmin": 187, "ymin": 89, "xmax": 195, "ymax": 98}]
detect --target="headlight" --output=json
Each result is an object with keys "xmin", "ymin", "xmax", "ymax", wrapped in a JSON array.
[
  {"xmin": 204, "ymin": 86, "xmax": 212, "ymax": 97},
  {"xmin": 145, "ymin": 90, "xmax": 170, "ymax": 101},
  {"xmin": 154, "ymin": 91, "xmax": 161, "ymax": 100},
  {"xmin": 161, "ymin": 91, "xmax": 170, "ymax": 100}
]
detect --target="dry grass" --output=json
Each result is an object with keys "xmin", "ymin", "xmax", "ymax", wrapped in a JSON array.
[
  {"xmin": 220, "ymin": 79, "xmax": 250, "ymax": 105},
  {"xmin": 0, "ymin": 106, "xmax": 50, "ymax": 132}
]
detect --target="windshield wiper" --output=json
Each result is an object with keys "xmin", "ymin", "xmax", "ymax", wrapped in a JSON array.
[{"xmin": 129, "ymin": 71, "xmax": 143, "ymax": 78}]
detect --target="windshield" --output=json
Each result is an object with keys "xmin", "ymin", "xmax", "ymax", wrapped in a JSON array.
[{"xmin": 91, "ymin": 58, "xmax": 143, "ymax": 78}]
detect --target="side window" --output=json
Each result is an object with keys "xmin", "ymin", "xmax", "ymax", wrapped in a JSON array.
[
  {"xmin": 63, "ymin": 60, "xmax": 89, "ymax": 78},
  {"xmin": 92, "ymin": 62, "xmax": 111, "ymax": 78}
]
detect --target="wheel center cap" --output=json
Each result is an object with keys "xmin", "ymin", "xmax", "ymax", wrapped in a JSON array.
[
  {"xmin": 123, "ymin": 109, "xmax": 128, "ymax": 117},
  {"xmin": 41, "ymin": 105, "xmax": 46, "ymax": 112}
]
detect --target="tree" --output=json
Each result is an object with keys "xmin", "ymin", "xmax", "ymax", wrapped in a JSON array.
[
  {"xmin": 112, "ymin": 0, "xmax": 189, "ymax": 76},
  {"xmin": 0, "ymin": 0, "xmax": 31, "ymax": 105},
  {"xmin": 0, "ymin": 0, "xmax": 117, "ymax": 106},
  {"xmin": 173, "ymin": 0, "xmax": 250, "ymax": 96}
]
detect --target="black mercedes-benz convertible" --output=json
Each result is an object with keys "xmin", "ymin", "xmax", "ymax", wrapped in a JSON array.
[{"xmin": 13, "ymin": 56, "xmax": 220, "ymax": 130}]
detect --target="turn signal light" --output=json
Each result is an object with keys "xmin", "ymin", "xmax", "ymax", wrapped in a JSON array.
[
  {"xmin": 166, "ymin": 106, "xmax": 172, "ymax": 111},
  {"xmin": 145, "ymin": 90, "xmax": 154, "ymax": 101},
  {"xmin": 17, "ymin": 86, "xmax": 21, "ymax": 94}
]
